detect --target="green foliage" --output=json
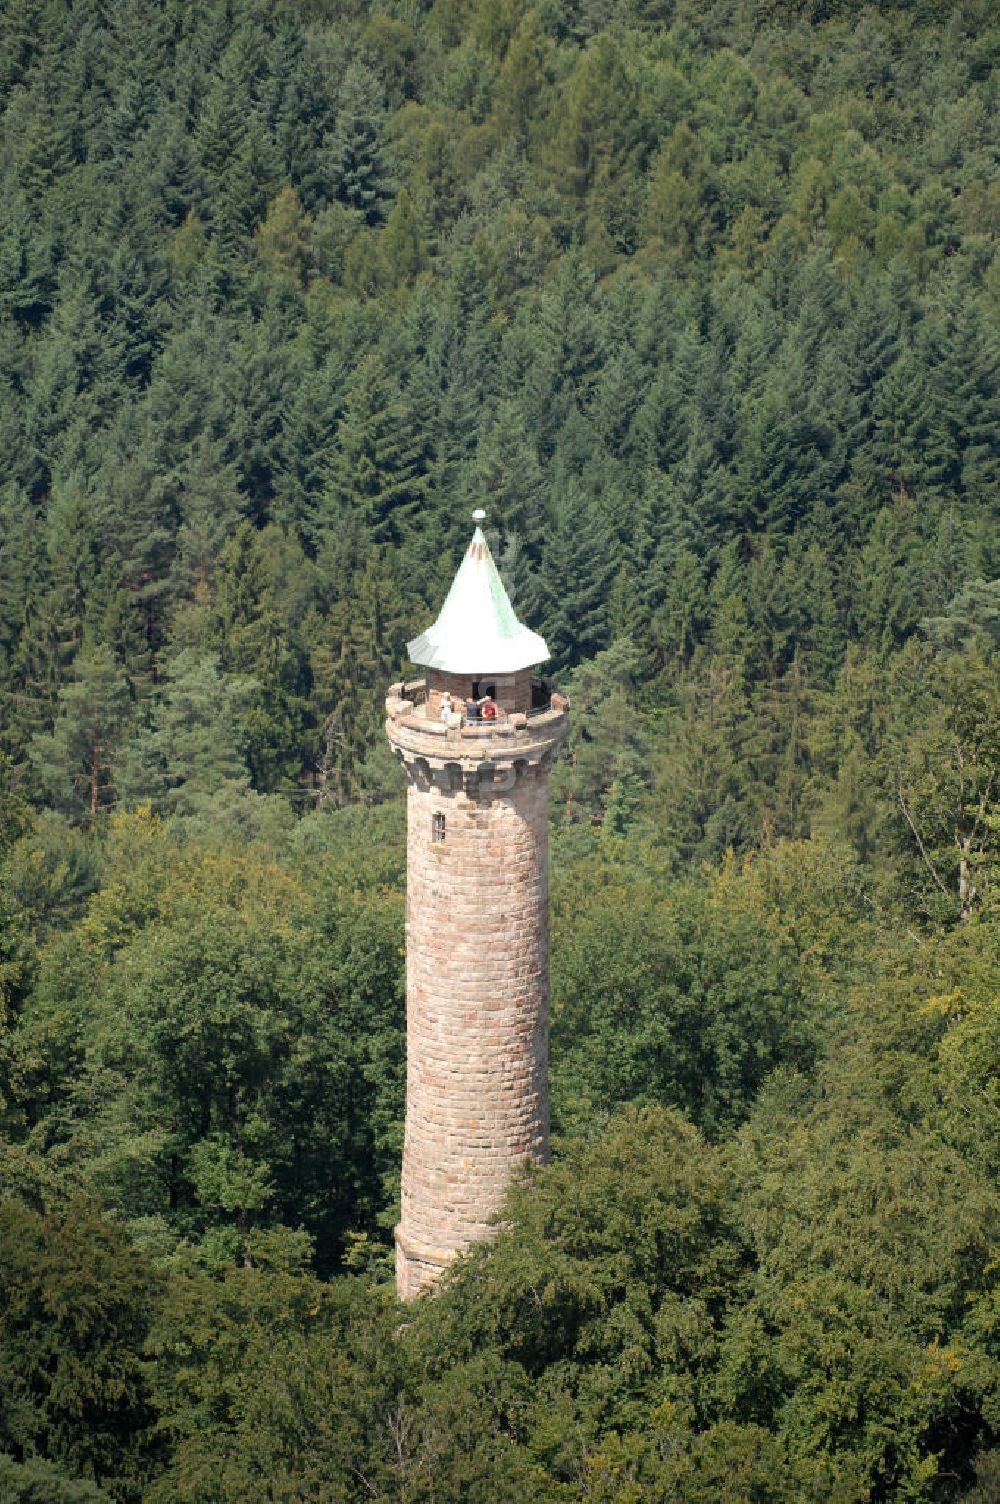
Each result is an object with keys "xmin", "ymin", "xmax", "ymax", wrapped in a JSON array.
[
  {"xmin": 0, "ymin": 0, "xmax": 996, "ymax": 815},
  {"xmin": 550, "ymin": 855, "xmax": 817, "ymax": 1138},
  {"xmin": 0, "ymin": 1198, "xmax": 159, "ymax": 1496},
  {"xmin": 3, "ymin": 812, "xmax": 405, "ymax": 1272},
  {"xmin": 327, "ymin": 62, "xmax": 395, "ymax": 224},
  {"xmin": 887, "ymin": 644, "xmax": 1000, "ymax": 921},
  {"xmin": 550, "ymin": 638, "xmax": 650, "ymax": 827},
  {"xmin": 29, "ymin": 648, "xmax": 131, "ymax": 823},
  {"xmin": 120, "ymin": 651, "xmax": 256, "ymax": 826},
  {"xmin": 146, "ymin": 1272, "xmax": 412, "ymax": 1504},
  {"xmin": 0, "ymin": 1454, "xmax": 111, "ymax": 1503},
  {"xmin": 2, "ymin": 0, "xmax": 1000, "ymax": 1497}
]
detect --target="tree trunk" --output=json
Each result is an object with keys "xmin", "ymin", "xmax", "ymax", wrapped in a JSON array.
[
  {"xmin": 959, "ymin": 840, "xmax": 976, "ymax": 923},
  {"xmin": 90, "ymin": 743, "xmax": 100, "ymax": 822}
]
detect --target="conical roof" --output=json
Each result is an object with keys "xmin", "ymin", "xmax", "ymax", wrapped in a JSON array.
[{"xmin": 407, "ymin": 527, "xmax": 549, "ymax": 674}]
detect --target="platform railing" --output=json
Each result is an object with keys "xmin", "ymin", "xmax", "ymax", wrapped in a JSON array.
[{"xmin": 391, "ymin": 678, "xmax": 563, "ymax": 728}]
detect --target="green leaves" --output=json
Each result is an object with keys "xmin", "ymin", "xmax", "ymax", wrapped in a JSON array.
[
  {"xmin": 1, "ymin": 809, "xmax": 406, "ymax": 1273},
  {"xmin": 120, "ymin": 651, "xmax": 254, "ymax": 823},
  {"xmin": 887, "ymin": 644, "xmax": 1000, "ymax": 921},
  {"xmin": 29, "ymin": 648, "xmax": 131, "ymax": 823},
  {"xmin": 1, "ymin": 0, "xmax": 1000, "ymax": 1497},
  {"xmin": 550, "ymin": 856, "xmax": 815, "ymax": 1139},
  {"xmin": 0, "ymin": 1197, "xmax": 159, "ymax": 1494}
]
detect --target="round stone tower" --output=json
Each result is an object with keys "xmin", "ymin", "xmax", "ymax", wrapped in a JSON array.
[{"xmin": 385, "ymin": 519, "xmax": 568, "ymax": 1300}]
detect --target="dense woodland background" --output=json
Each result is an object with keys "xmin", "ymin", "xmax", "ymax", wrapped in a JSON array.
[{"xmin": 2, "ymin": 0, "xmax": 1000, "ymax": 1497}]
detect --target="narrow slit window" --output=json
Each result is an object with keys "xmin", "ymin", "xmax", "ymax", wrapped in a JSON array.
[{"xmin": 432, "ymin": 812, "xmax": 446, "ymax": 843}]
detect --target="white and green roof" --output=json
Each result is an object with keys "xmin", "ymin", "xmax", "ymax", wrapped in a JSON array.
[{"xmin": 407, "ymin": 526, "xmax": 549, "ymax": 674}]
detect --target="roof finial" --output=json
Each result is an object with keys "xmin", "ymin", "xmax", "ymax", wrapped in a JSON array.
[{"xmin": 472, "ymin": 508, "xmax": 486, "ymax": 522}]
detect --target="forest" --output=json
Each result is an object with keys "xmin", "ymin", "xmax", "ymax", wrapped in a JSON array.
[{"xmin": 1, "ymin": 0, "xmax": 1000, "ymax": 1496}]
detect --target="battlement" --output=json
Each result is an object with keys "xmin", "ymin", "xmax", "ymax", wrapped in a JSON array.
[{"xmin": 385, "ymin": 676, "xmax": 568, "ymax": 794}]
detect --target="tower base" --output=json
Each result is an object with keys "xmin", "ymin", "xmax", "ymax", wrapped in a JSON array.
[{"xmin": 394, "ymin": 1225, "xmax": 453, "ymax": 1300}]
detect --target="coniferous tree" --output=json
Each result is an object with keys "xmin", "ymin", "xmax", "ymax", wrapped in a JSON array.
[
  {"xmin": 0, "ymin": 1198, "xmax": 159, "ymax": 1491},
  {"xmin": 272, "ymin": 328, "xmax": 360, "ymax": 549},
  {"xmin": 29, "ymin": 647, "xmax": 131, "ymax": 822},
  {"xmin": 939, "ymin": 304, "xmax": 1000, "ymax": 508},
  {"xmin": 120, "ymin": 651, "xmax": 254, "ymax": 821},
  {"xmin": 325, "ymin": 353, "xmax": 429, "ymax": 548},
  {"xmin": 653, "ymin": 548, "xmax": 708, "ymax": 669},
  {"xmin": 858, "ymin": 347, "xmax": 953, "ymax": 504},
  {"xmin": 273, "ymin": 29, "xmax": 342, "ymax": 210},
  {"xmin": 473, "ymin": 401, "xmax": 546, "ymax": 553},
  {"xmin": 381, "ymin": 187, "xmax": 425, "ymax": 285},
  {"xmin": 214, "ymin": 523, "xmax": 310, "ymax": 792},
  {"xmin": 254, "ymin": 186, "xmax": 312, "ymax": 287},
  {"xmin": 327, "ymin": 63, "xmax": 394, "ymax": 226},
  {"xmin": 530, "ymin": 480, "xmax": 615, "ymax": 671}
]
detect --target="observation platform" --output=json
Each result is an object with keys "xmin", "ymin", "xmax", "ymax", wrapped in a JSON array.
[{"xmin": 385, "ymin": 677, "xmax": 569, "ymax": 794}]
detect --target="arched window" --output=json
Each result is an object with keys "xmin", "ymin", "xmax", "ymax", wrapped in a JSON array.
[{"xmin": 432, "ymin": 812, "xmax": 446, "ymax": 843}]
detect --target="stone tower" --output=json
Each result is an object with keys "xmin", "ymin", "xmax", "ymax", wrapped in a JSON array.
[{"xmin": 385, "ymin": 519, "xmax": 568, "ymax": 1300}]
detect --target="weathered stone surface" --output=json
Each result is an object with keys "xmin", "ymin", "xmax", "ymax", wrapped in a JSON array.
[{"xmin": 386, "ymin": 682, "xmax": 565, "ymax": 1300}]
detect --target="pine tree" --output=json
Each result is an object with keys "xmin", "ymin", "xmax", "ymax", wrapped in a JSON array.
[
  {"xmin": 590, "ymin": 342, "xmax": 651, "ymax": 469},
  {"xmin": 254, "ymin": 186, "xmax": 312, "ymax": 287},
  {"xmin": 272, "ymin": 326, "xmax": 361, "ymax": 549},
  {"xmin": 551, "ymin": 32, "xmax": 645, "ymax": 202},
  {"xmin": 492, "ymin": 11, "xmax": 550, "ymax": 144},
  {"xmin": 709, "ymin": 540, "xmax": 755, "ymax": 689},
  {"xmin": 273, "ymin": 27, "xmax": 342, "ymax": 209},
  {"xmin": 632, "ymin": 365, "xmax": 689, "ymax": 472},
  {"xmin": 734, "ymin": 351, "xmax": 838, "ymax": 538},
  {"xmin": 326, "ymin": 63, "xmax": 394, "ymax": 226},
  {"xmin": 0, "ymin": 483, "xmax": 43, "ymax": 692},
  {"xmin": 120, "ymin": 651, "xmax": 253, "ymax": 820},
  {"xmin": 381, "ymin": 187, "xmax": 425, "ymax": 285},
  {"xmin": 923, "ymin": 508, "xmax": 970, "ymax": 616},
  {"xmin": 193, "ymin": 31, "xmax": 280, "ymax": 255},
  {"xmin": 650, "ymin": 662, "xmax": 751, "ymax": 861},
  {"xmin": 652, "ymin": 548, "xmax": 707, "ymax": 669},
  {"xmin": 213, "ymin": 523, "xmax": 310, "ymax": 793},
  {"xmin": 169, "ymin": 433, "xmax": 245, "ymax": 612},
  {"xmin": 29, "ymin": 646, "xmax": 131, "ymax": 822},
  {"xmin": 746, "ymin": 653, "xmax": 815, "ymax": 841},
  {"xmin": 473, "ymin": 401, "xmax": 546, "ymax": 554},
  {"xmin": 782, "ymin": 536, "xmax": 843, "ymax": 688},
  {"xmin": 325, "ymin": 353, "xmax": 429, "ymax": 548},
  {"xmin": 659, "ymin": 415, "xmax": 732, "ymax": 558},
  {"xmin": 307, "ymin": 548, "xmax": 410, "ymax": 807},
  {"xmin": 938, "ymin": 303, "xmax": 1000, "ymax": 506},
  {"xmin": 851, "ymin": 502, "xmax": 925, "ymax": 654},
  {"xmin": 550, "ymin": 639, "xmax": 650, "ymax": 827},
  {"xmin": 531, "ymin": 479, "xmax": 615, "ymax": 671},
  {"xmin": 95, "ymin": 430, "xmax": 177, "ymax": 657},
  {"xmin": 520, "ymin": 249, "xmax": 606, "ymax": 460},
  {"xmin": 6, "ymin": 478, "xmax": 105, "ymax": 757},
  {"xmin": 858, "ymin": 347, "xmax": 953, "ymax": 504}
]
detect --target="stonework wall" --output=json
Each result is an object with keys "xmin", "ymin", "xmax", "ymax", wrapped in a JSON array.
[
  {"xmin": 396, "ymin": 764, "xmax": 551, "ymax": 1299},
  {"xmin": 424, "ymin": 669, "xmax": 474, "ymax": 716},
  {"xmin": 425, "ymin": 667, "xmax": 533, "ymax": 717}
]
